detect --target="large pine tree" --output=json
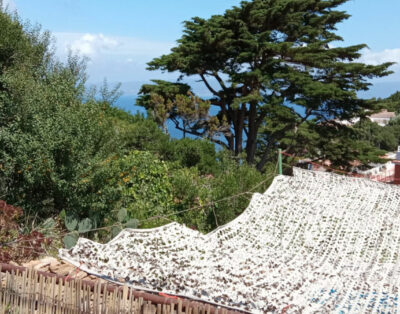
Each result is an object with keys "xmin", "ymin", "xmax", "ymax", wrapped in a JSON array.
[{"xmin": 139, "ymin": 0, "xmax": 393, "ymax": 170}]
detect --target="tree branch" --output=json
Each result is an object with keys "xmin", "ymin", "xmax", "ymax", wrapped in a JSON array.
[
  {"xmin": 199, "ymin": 72, "xmax": 219, "ymax": 97},
  {"xmin": 170, "ymin": 117, "xmax": 229, "ymax": 149},
  {"xmin": 243, "ymin": 126, "xmax": 249, "ymax": 137},
  {"xmin": 297, "ymin": 108, "xmax": 313, "ymax": 124},
  {"xmin": 212, "ymin": 72, "xmax": 228, "ymax": 92},
  {"xmin": 209, "ymin": 137, "xmax": 229, "ymax": 149}
]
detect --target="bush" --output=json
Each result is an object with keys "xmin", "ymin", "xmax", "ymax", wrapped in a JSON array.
[
  {"xmin": 111, "ymin": 151, "xmax": 174, "ymax": 226},
  {"xmin": 160, "ymin": 138, "xmax": 219, "ymax": 175},
  {"xmin": 169, "ymin": 167, "xmax": 213, "ymax": 232},
  {"xmin": 0, "ymin": 7, "xmax": 171, "ymax": 221},
  {"xmin": 74, "ymin": 150, "xmax": 174, "ymax": 232},
  {"xmin": 109, "ymin": 113, "xmax": 170, "ymax": 154},
  {"xmin": 170, "ymin": 152, "xmax": 273, "ymax": 233}
]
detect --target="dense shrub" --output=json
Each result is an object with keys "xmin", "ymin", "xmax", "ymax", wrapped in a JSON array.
[
  {"xmin": 116, "ymin": 151, "xmax": 173, "ymax": 223},
  {"xmin": 74, "ymin": 150, "xmax": 174, "ymax": 230},
  {"xmin": 104, "ymin": 108, "xmax": 170, "ymax": 154},
  {"xmin": 169, "ymin": 153, "xmax": 273, "ymax": 233},
  {"xmin": 354, "ymin": 118, "xmax": 400, "ymax": 153},
  {"xmin": 0, "ymin": 95, "xmax": 117, "ymax": 216},
  {"xmin": 0, "ymin": 8, "xmax": 172, "ymax": 222},
  {"xmin": 159, "ymin": 138, "xmax": 219, "ymax": 175},
  {"xmin": 169, "ymin": 167, "xmax": 213, "ymax": 232}
]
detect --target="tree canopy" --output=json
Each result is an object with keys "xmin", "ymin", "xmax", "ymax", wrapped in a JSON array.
[{"xmin": 139, "ymin": 0, "xmax": 393, "ymax": 170}]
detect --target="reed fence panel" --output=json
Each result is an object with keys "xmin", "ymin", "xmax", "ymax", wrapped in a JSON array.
[{"xmin": 0, "ymin": 265, "xmax": 235, "ymax": 314}]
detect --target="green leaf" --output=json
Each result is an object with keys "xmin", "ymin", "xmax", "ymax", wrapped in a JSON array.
[
  {"xmin": 59, "ymin": 210, "xmax": 66, "ymax": 221},
  {"xmin": 111, "ymin": 225, "xmax": 122, "ymax": 238},
  {"xmin": 78, "ymin": 218, "xmax": 93, "ymax": 233},
  {"xmin": 65, "ymin": 214, "xmax": 78, "ymax": 232},
  {"xmin": 41, "ymin": 218, "xmax": 56, "ymax": 230},
  {"xmin": 63, "ymin": 232, "xmax": 79, "ymax": 249},
  {"xmin": 125, "ymin": 219, "xmax": 139, "ymax": 229},
  {"xmin": 117, "ymin": 208, "xmax": 127, "ymax": 222}
]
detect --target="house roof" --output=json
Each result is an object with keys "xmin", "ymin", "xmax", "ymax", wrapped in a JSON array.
[{"xmin": 369, "ymin": 109, "xmax": 396, "ymax": 119}]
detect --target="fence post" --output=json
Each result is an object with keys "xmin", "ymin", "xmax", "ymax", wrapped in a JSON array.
[
  {"xmin": 394, "ymin": 161, "xmax": 400, "ymax": 185},
  {"xmin": 394, "ymin": 146, "xmax": 400, "ymax": 185},
  {"xmin": 278, "ymin": 149, "xmax": 283, "ymax": 175}
]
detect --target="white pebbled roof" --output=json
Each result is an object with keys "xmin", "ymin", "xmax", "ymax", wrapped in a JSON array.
[{"xmin": 60, "ymin": 168, "xmax": 400, "ymax": 313}]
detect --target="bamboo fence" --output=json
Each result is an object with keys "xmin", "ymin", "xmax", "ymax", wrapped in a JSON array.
[{"xmin": 0, "ymin": 264, "xmax": 240, "ymax": 314}]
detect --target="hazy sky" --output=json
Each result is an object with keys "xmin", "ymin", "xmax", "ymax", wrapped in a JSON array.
[{"xmin": 4, "ymin": 0, "xmax": 400, "ymax": 97}]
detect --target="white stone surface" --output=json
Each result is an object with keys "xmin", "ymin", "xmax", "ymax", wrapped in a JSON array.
[{"xmin": 60, "ymin": 168, "xmax": 400, "ymax": 313}]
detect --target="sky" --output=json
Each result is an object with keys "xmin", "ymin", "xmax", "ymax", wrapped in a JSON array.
[{"xmin": 3, "ymin": 0, "xmax": 400, "ymax": 98}]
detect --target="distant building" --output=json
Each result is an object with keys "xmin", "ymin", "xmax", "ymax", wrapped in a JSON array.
[
  {"xmin": 333, "ymin": 109, "xmax": 396, "ymax": 127},
  {"xmin": 369, "ymin": 109, "xmax": 396, "ymax": 126}
]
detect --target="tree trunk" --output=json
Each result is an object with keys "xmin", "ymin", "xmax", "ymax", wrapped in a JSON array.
[
  {"xmin": 246, "ymin": 102, "xmax": 258, "ymax": 164},
  {"xmin": 234, "ymin": 106, "xmax": 245, "ymax": 155},
  {"xmin": 256, "ymin": 148, "xmax": 271, "ymax": 172},
  {"xmin": 225, "ymin": 106, "xmax": 235, "ymax": 152}
]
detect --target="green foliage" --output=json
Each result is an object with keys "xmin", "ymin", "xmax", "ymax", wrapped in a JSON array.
[
  {"xmin": 138, "ymin": 82, "xmax": 213, "ymax": 136},
  {"xmin": 116, "ymin": 208, "xmax": 139, "ymax": 228},
  {"xmin": 125, "ymin": 219, "xmax": 139, "ymax": 229},
  {"xmin": 158, "ymin": 138, "xmax": 219, "ymax": 174},
  {"xmin": 78, "ymin": 218, "xmax": 93, "ymax": 233},
  {"xmin": 114, "ymin": 151, "xmax": 174, "ymax": 225},
  {"xmin": 0, "ymin": 7, "xmax": 176, "ymax": 227},
  {"xmin": 169, "ymin": 167, "xmax": 212, "ymax": 231},
  {"xmin": 75, "ymin": 151, "xmax": 174, "ymax": 230},
  {"xmin": 0, "ymin": 7, "xmax": 111, "ymax": 217},
  {"xmin": 109, "ymin": 114, "xmax": 170, "ymax": 153},
  {"xmin": 314, "ymin": 126, "xmax": 386, "ymax": 168},
  {"xmin": 41, "ymin": 218, "xmax": 56, "ymax": 231},
  {"xmin": 269, "ymin": 119, "xmax": 387, "ymax": 170},
  {"xmin": 0, "ymin": 93, "xmax": 116, "ymax": 215},
  {"xmin": 138, "ymin": 80, "xmax": 191, "ymax": 107},
  {"xmin": 64, "ymin": 214, "xmax": 94, "ymax": 234},
  {"xmin": 355, "ymin": 91, "xmax": 400, "ymax": 153},
  {"xmin": 0, "ymin": 4, "xmax": 277, "ymax": 248},
  {"xmin": 117, "ymin": 208, "xmax": 127, "ymax": 222},
  {"xmin": 354, "ymin": 117, "xmax": 400, "ymax": 153},
  {"xmin": 169, "ymin": 153, "xmax": 272, "ymax": 232},
  {"xmin": 374, "ymin": 91, "xmax": 400, "ymax": 114},
  {"xmin": 63, "ymin": 232, "xmax": 79, "ymax": 249},
  {"xmin": 141, "ymin": 0, "xmax": 393, "ymax": 169},
  {"xmin": 64, "ymin": 215, "xmax": 78, "ymax": 232},
  {"xmin": 111, "ymin": 226, "xmax": 123, "ymax": 238},
  {"xmin": 0, "ymin": 6, "xmax": 51, "ymax": 82},
  {"xmin": 63, "ymin": 214, "xmax": 94, "ymax": 248}
]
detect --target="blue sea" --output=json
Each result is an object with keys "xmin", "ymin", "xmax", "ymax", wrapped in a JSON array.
[
  {"xmin": 114, "ymin": 94, "xmax": 308, "ymax": 140},
  {"xmin": 115, "ymin": 94, "xmax": 189, "ymax": 139},
  {"xmin": 115, "ymin": 95, "xmax": 144, "ymax": 115}
]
